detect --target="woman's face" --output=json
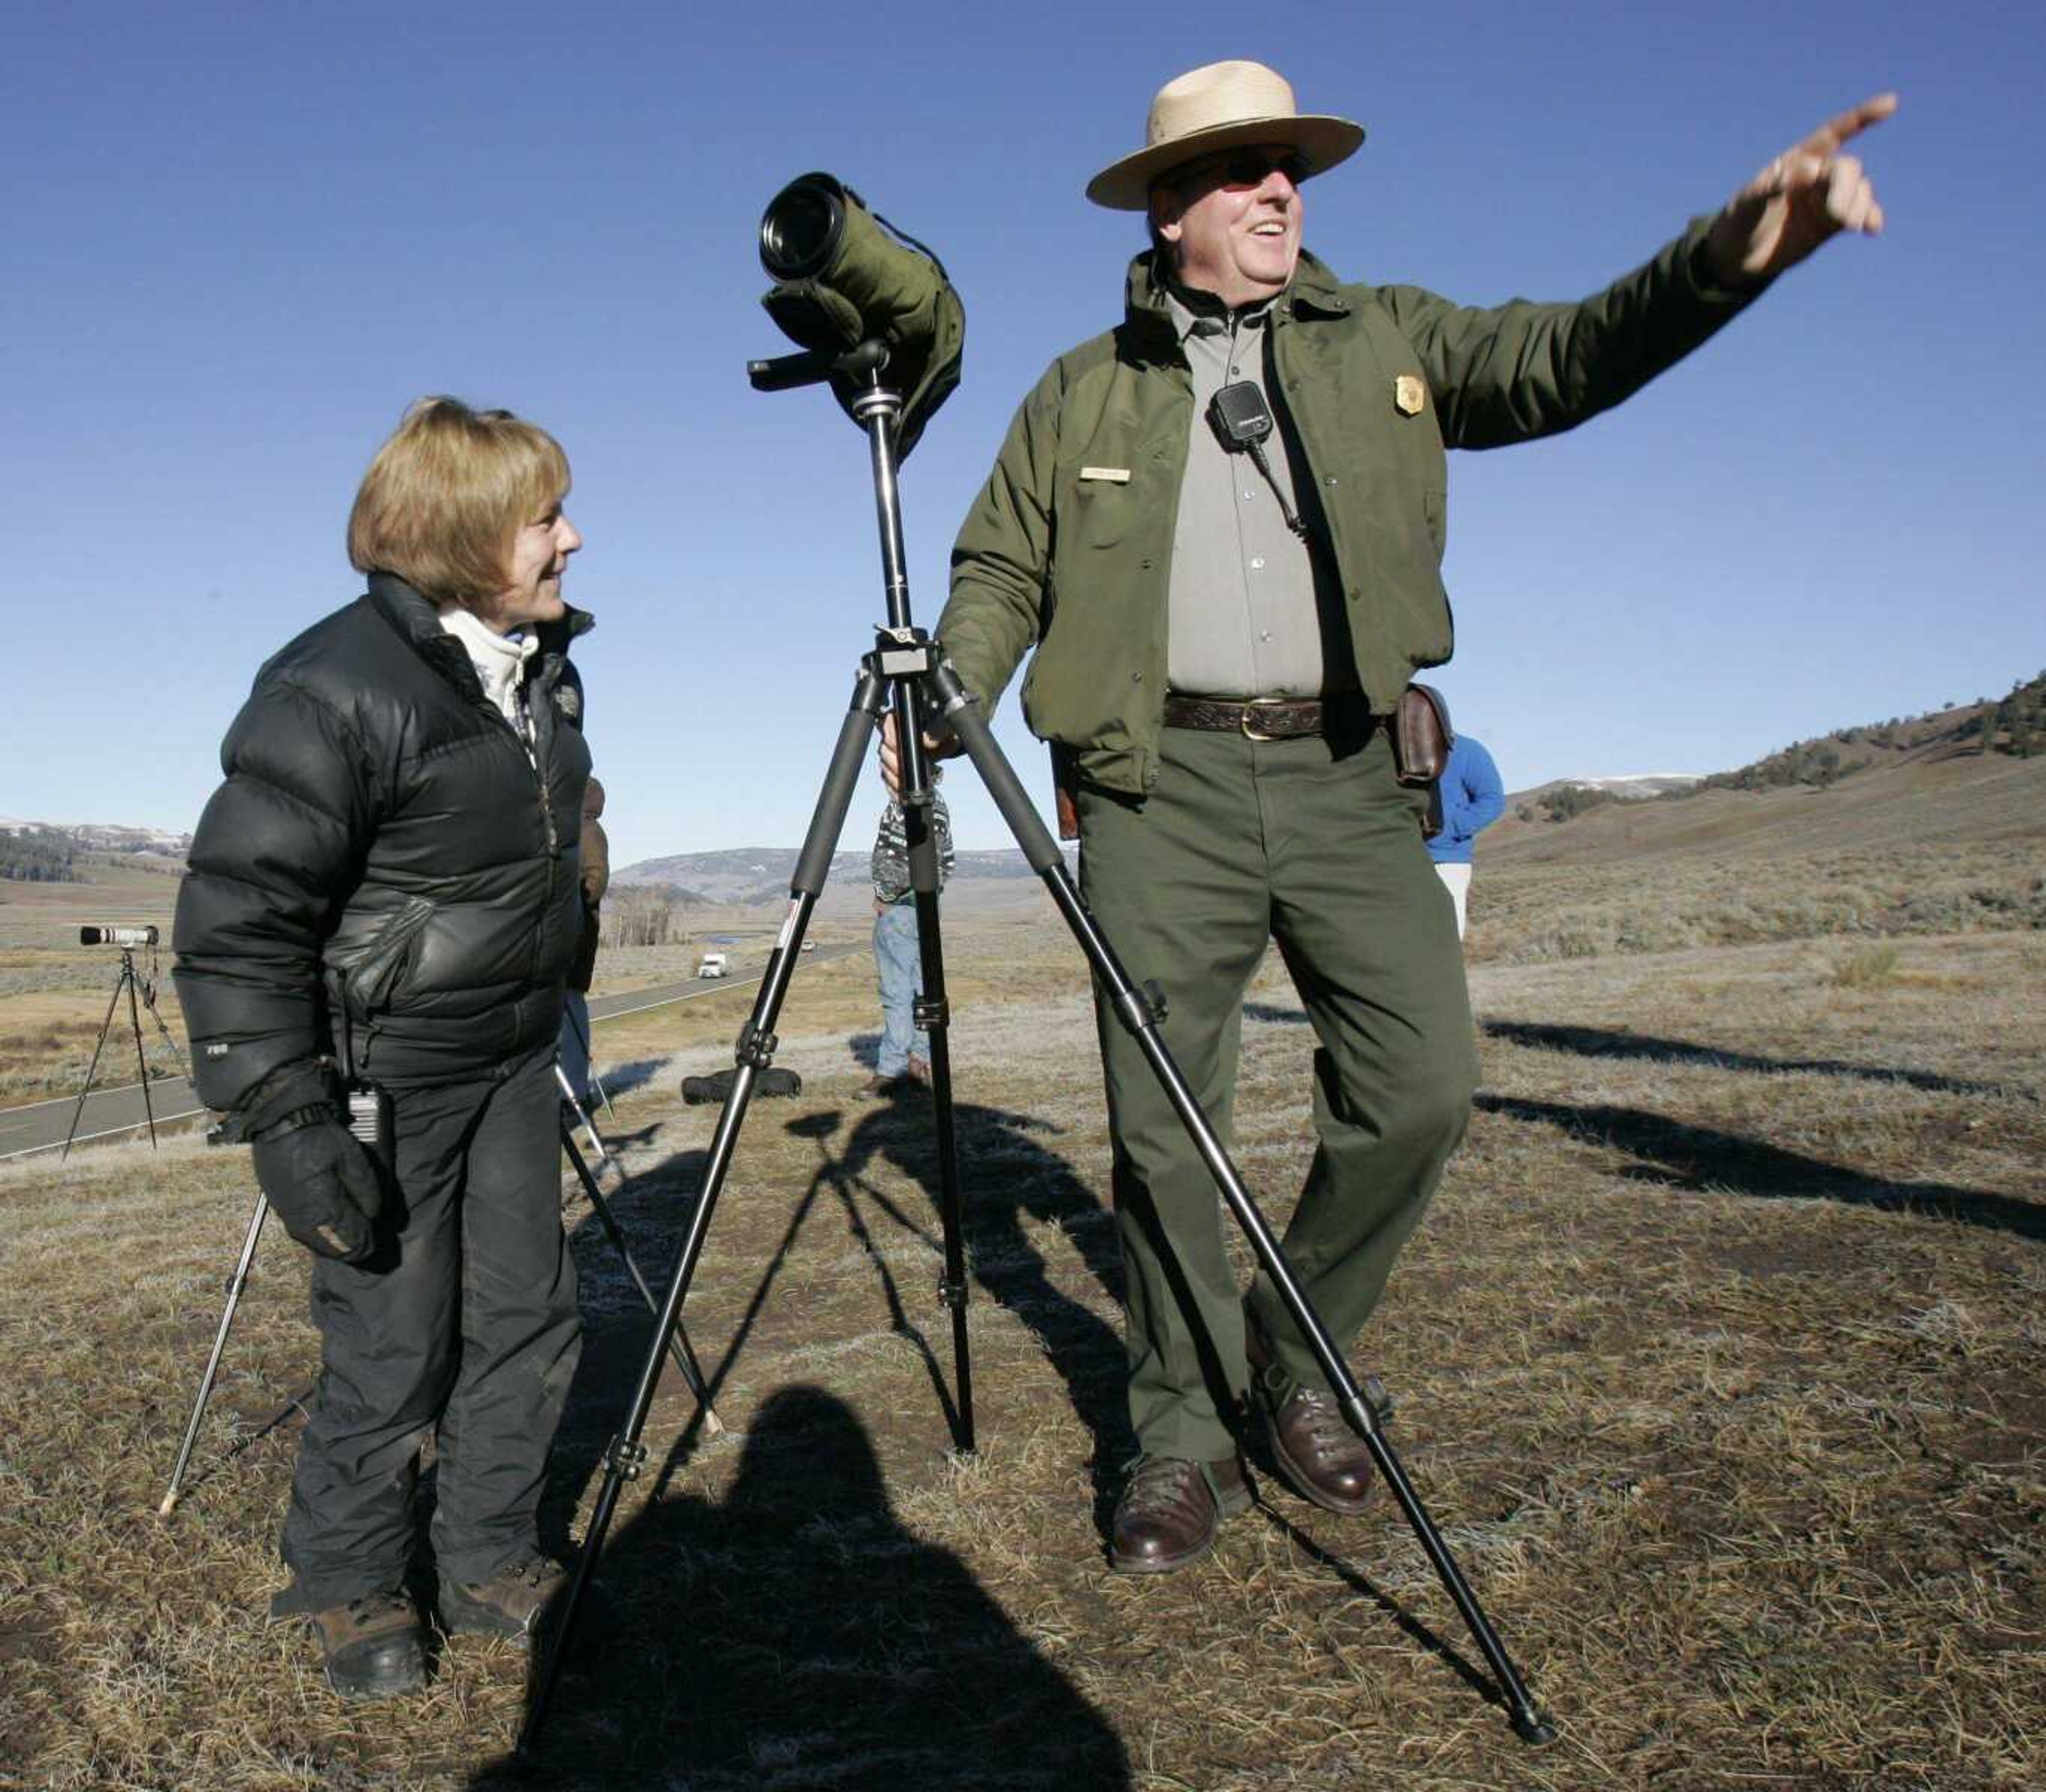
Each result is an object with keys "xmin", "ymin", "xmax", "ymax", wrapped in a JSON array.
[{"xmin": 478, "ymin": 496, "xmax": 582, "ymax": 632}]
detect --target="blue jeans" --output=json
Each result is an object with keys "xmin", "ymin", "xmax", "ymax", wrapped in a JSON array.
[
  {"xmin": 872, "ymin": 901, "xmax": 928, "ymax": 1076},
  {"xmin": 558, "ymin": 991, "xmax": 591, "ymax": 1102}
]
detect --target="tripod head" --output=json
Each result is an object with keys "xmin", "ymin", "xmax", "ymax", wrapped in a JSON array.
[{"xmin": 746, "ymin": 337, "xmax": 890, "ymax": 395}]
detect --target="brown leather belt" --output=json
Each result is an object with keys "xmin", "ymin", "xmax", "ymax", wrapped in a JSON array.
[{"xmin": 1162, "ymin": 693, "xmax": 1370, "ymax": 741}]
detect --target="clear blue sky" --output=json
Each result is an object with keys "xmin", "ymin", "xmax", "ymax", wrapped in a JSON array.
[{"xmin": 5, "ymin": 1, "xmax": 2039, "ymax": 865}]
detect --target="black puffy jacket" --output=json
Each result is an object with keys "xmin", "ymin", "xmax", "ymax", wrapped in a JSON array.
[{"xmin": 174, "ymin": 574, "xmax": 593, "ymax": 1105}]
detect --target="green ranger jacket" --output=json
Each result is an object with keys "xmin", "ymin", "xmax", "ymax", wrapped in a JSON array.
[{"xmin": 938, "ymin": 214, "xmax": 1755, "ymax": 797}]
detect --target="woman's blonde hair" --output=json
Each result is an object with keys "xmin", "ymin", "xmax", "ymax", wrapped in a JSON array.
[{"xmin": 347, "ymin": 396, "xmax": 569, "ymax": 610}]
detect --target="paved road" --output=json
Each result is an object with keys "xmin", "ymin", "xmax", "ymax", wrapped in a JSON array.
[{"xmin": 0, "ymin": 943, "xmax": 860, "ymax": 1161}]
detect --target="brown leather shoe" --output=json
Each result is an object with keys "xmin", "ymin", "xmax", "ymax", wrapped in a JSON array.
[
  {"xmin": 309, "ymin": 1587, "xmax": 427, "ymax": 1700},
  {"xmin": 1261, "ymin": 1382, "xmax": 1377, "ymax": 1516},
  {"xmin": 1108, "ymin": 1455, "xmax": 1251, "ymax": 1575}
]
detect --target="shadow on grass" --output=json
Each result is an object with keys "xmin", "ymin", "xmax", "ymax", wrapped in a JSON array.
[
  {"xmin": 583, "ymin": 1056, "xmax": 671, "ymax": 1102},
  {"xmin": 1243, "ymin": 1000, "xmax": 1312, "ymax": 1026},
  {"xmin": 482, "ymin": 1387, "xmax": 1131, "ymax": 1790},
  {"xmin": 1475, "ymin": 1092, "xmax": 2046, "ymax": 1241},
  {"xmin": 1481, "ymin": 1020, "xmax": 2019, "ymax": 1099},
  {"xmin": 774, "ymin": 1098, "xmax": 1136, "ymax": 1532},
  {"xmin": 1253, "ymin": 1497, "xmax": 1514, "ymax": 1723}
]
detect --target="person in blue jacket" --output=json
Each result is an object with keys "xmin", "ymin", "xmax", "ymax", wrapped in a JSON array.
[{"xmin": 1426, "ymin": 734, "xmax": 1505, "ymax": 939}]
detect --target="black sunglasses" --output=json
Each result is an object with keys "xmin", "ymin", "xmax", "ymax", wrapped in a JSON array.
[{"xmin": 1174, "ymin": 145, "xmax": 1311, "ymax": 192}]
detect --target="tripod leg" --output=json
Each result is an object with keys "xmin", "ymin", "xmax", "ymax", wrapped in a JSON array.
[
  {"xmin": 895, "ymin": 686, "xmax": 972, "ymax": 1449},
  {"xmin": 160, "ymin": 1187, "xmax": 268, "ymax": 1516},
  {"xmin": 561, "ymin": 1128, "xmax": 722, "ymax": 1435},
  {"xmin": 127, "ymin": 958, "xmax": 158, "ymax": 1148},
  {"xmin": 927, "ymin": 659, "xmax": 1555, "ymax": 1745},
  {"xmin": 556, "ymin": 1063, "xmax": 609, "ymax": 1164},
  {"xmin": 518, "ymin": 672, "xmax": 887, "ymax": 1766},
  {"xmin": 907, "ymin": 884, "xmax": 972, "ymax": 1451},
  {"xmin": 61, "ymin": 965, "xmax": 130, "ymax": 1160}
]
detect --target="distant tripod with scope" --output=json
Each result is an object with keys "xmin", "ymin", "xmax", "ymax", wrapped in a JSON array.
[{"xmin": 63, "ymin": 924, "xmax": 182, "ymax": 1159}]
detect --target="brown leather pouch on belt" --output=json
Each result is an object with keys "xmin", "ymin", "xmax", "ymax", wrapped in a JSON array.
[
  {"xmin": 1391, "ymin": 682, "xmax": 1452, "ymax": 787},
  {"xmin": 1050, "ymin": 742, "xmax": 1080, "ymax": 841}
]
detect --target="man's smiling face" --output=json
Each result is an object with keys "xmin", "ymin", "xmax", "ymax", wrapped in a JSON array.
[{"xmin": 1150, "ymin": 144, "xmax": 1305, "ymax": 306}]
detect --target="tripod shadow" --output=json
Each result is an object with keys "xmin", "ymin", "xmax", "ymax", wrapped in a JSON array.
[
  {"xmin": 475, "ymin": 1387, "xmax": 1129, "ymax": 1789},
  {"xmin": 1243, "ymin": 1000, "xmax": 1312, "ymax": 1026},
  {"xmin": 1481, "ymin": 1020, "xmax": 2020, "ymax": 1099},
  {"xmin": 1252, "ymin": 1496, "xmax": 1512, "ymax": 1720},
  {"xmin": 1474, "ymin": 1092, "xmax": 2046, "ymax": 1241},
  {"xmin": 583, "ymin": 1056, "xmax": 670, "ymax": 1102},
  {"xmin": 797, "ymin": 1097, "xmax": 1137, "ymax": 1533}
]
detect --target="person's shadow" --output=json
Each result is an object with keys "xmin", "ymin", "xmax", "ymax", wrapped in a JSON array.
[{"xmin": 478, "ymin": 1386, "xmax": 1131, "ymax": 1790}]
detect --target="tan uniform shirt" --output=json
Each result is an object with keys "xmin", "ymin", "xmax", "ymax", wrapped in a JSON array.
[{"xmin": 1163, "ymin": 291, "xmax": 1351, "ymax": 698}]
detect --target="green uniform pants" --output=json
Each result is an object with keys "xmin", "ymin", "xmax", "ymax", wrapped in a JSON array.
[{"xmin": 1077, "ymin": 718, "xmax": 1477, "ymax": 1462}]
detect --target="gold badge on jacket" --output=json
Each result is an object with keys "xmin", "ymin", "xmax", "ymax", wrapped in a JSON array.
[{"xmin": 1394, "ymin": 374, "xmax": 1426, "ymax": 416}]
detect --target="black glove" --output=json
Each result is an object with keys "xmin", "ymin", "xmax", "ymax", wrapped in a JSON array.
[{"xmin": 250, "ymin": 1109, "xmax": 386, "ymax": 1264}]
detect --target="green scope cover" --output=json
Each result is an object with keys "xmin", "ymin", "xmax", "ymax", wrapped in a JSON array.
[{"xmin": 760, "ymin": 182, "xmax": 964, "ymax": 459}]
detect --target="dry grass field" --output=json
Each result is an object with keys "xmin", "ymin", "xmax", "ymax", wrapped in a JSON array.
[{"xmin": 4, "ymin": 869, "xmax": 2042, "ymax": 1788}]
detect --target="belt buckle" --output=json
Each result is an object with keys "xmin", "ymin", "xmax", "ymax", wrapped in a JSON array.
[{"xmin": 1241, "ymin": 696, "xmax": 1288, "ymax": 741}]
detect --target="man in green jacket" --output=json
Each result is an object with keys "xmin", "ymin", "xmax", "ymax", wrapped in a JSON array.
[{"xmin": 887, "ymin": 60, "xmax": 1892, "ymax": 1573}]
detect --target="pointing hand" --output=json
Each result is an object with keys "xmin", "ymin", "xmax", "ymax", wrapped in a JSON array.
[{"xmin": 1706, "ymin": 93, "xmax": 1897, "ymax": 288}]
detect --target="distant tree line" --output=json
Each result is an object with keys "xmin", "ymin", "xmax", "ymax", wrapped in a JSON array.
[
  {"xmin": 1958, "ymin": 669, "xmax": 2045, "ymax": 758},
  {"xmin": 1, "ymin": 829, "xmax": 80, "ymax": 883},
  {"xmin": 1521, "ymin": 784, "xmax": 1624, "ymax": 824},
  {"xmin": 1527, "ymin": 670, "xmax": 2046, "ymax": 831},
  {"xmin": 603, "ymin": 885, "xmax": 703, "ymax": 948},
  {"xmin": 1674, "ymin": 669, "xmax": 2046, "ymax": 799},
  {"xmin": 1700, "ymin": 738, "xmax": 1854, "ymax": 793}
]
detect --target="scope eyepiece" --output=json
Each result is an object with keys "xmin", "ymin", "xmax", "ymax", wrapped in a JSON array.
[{"xmin": 760, "ymin": 174, "xmax": 847, "ymax": 281}]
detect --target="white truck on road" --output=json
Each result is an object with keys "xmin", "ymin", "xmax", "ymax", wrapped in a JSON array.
[{"xmin": 696, "ymin": 952, "xmax": 728, "ymax": 979}]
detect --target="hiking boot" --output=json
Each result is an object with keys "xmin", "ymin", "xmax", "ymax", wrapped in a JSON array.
[
  {"xmin": 308, "ymin": 1587, "xmax": 427, "ymax": 1700},
  {"xmin": 1107, "ymin": 1455, "xmax": 1251, "ymax": 1575},
  {"xmin": 439, "ymin": 1553, "xmax": 616, "ymax": 1652},
  {"xmin": 904, "ymin": 1055, "xmax": 932, "ymax": 1088}
]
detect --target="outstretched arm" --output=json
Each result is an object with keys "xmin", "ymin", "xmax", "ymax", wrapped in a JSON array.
[{"xmin": 1704, "ymin": 94, "xmax": 1897, "ymax": 289}]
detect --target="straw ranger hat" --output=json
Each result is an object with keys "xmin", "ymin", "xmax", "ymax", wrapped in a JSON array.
[{"xmin": 1086, "ymin": 60, "xmax": 1365, "ymax": 211}]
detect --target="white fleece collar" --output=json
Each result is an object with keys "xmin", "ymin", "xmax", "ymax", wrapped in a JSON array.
[{"xmin": 438, "ymin": 605, "xmax": 540, "ymax": 728}]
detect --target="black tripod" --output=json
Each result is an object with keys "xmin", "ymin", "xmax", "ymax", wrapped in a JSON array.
[
  {"xmin": 62, "ymin": 938, "xmax": 182, "ymax": 1159},
  {"xmin": 157, "ymin": 1069, "xmax": 722, "ymax": 1516},
  {"xmin": 519, "ymin": 339, "xmax": 1555, "ymax": 1756}
]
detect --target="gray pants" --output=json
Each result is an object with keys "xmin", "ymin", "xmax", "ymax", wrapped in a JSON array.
[
  {"xmin": 276, "ymin": 1047, "xmax": 580, "ymax": 1611},
  {"xmin": 1079, "ymin": 720, "xmax": 1477, "ymax": 1462}
]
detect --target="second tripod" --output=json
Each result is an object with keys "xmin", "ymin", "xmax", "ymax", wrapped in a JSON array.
[{"xmin": 64, "ymin": 926, "xmax": 183, "ymax": 1159}]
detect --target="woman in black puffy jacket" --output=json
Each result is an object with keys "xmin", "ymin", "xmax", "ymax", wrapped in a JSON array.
[{"xmin": 174, "ymin": 396, "xmax": 597, "ymax": 1699}]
